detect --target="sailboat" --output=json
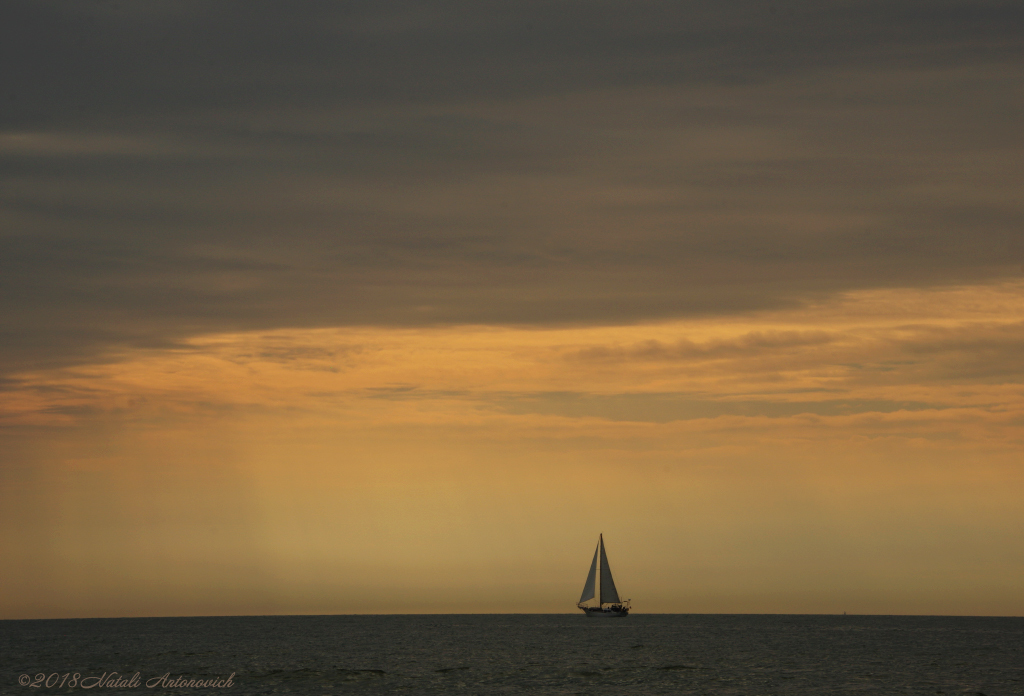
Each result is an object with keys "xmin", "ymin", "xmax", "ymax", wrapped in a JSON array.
[{"xmin": 577, "ymin": 534, "xmax": 630, "ymax": 617}]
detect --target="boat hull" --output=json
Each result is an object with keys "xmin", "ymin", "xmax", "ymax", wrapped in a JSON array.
[{"xmin": 581, "ymin": 607, "xmax": 629, "ymax": 618}]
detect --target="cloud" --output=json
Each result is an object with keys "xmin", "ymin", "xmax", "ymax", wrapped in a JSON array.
[
  {"xmin": 4, "ymin": 1, "xmax": 1022, "ymax": 117},
  {"xmin": 571, "ymin": 330, "xmax": 837, "ymax": 362},
  {"xmin": 1, "ymin": 1, "xmax": 1022, "ymax": 375},
  {"xmin": 2, "ymin": 284, "xmax": 1021, "ymax": 452}
]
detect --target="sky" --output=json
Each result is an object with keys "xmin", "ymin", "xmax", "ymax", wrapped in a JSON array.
[{"xmin": 1, "ymin": 0, "xmax": 1022, "ymax": 619}]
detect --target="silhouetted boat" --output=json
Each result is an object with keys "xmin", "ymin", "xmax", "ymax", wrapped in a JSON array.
[{"xmin": 577, "ymin": 534, "xmax": 630, "ymax": 617}]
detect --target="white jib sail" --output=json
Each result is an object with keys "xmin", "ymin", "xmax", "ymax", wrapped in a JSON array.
[
  {"xmin": 579, "ymin": 543, "xmax": 598, "ymax": 603},
  {"xmin": 598, "ymin": 535, "xmax": 621, "ymax": 604}
]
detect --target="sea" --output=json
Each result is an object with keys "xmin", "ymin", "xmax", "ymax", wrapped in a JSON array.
[{"xmin": 2, "ymin": 614, "xmax": 1022, "ymax": 695}]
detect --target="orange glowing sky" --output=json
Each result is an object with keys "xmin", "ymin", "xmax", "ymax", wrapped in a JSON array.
[
  {"xmin": 1, "ymin": 1, "xmax": 1023, "ymax": 619},
  {"xmin": 4, "ymin": 282, "xmax": 1023, "ymax": 618}
]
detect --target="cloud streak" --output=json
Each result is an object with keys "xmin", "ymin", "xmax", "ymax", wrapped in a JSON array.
[{"xmin": 4, "ymin": 283, "xmax": 1021, "ymax": 447}]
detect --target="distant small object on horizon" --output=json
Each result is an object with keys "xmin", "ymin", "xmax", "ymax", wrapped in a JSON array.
[{"xmin": 577, "ymin": 534, "xmax": 631, "ymax": 618}]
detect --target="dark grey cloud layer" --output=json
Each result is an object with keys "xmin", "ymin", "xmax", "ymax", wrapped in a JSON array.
[
  {"xmin": 1, "ymin": 0, "xmax": 1022, "ymax": 373},
  {"xmin": 4, "ymin": 0, "xmax": 1021, "ymax": 119}
]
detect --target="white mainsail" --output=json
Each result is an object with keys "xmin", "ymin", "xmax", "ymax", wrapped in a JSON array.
[{"xmin": 598, "ymin": 535, "xmax": 621, "ymax": 604}]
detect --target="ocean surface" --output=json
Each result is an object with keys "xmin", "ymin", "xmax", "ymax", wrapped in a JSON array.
[{"xmin": 2, "ymin": 614, "xmax": 1022, "ymax": 695}]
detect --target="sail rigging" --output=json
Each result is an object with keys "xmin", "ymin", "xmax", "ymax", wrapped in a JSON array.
[{"xmin": 579, "ymin": 534, "xmax": 624, "ymax": 608}]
